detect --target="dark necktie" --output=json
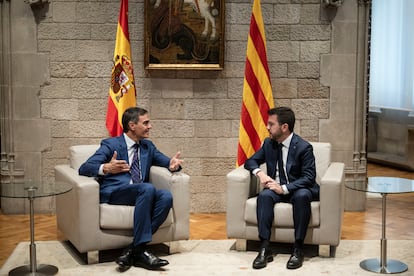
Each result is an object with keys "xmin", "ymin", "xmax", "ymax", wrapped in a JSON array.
[
  {"xmin": 277, "ymin": 143, "xmax": 288, "ymax": 184},
  {"xmin": 130, "ymin": 143, "xmax": 142, "ymax": 183}
]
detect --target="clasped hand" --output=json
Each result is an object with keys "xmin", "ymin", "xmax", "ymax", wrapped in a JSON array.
[{"xmin": 256, "ymin": 171, "xmax": 284, "ymax": 194}]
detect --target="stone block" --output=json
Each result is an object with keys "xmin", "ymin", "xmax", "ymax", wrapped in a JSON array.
[
  {"xmin": 194, "ymin": 79, "xmax": 228, "ymax": 98},
  {"xmin": 224, "ymin": 62, "xmax": 246, "ymax": 78},
  {"xmin": 214, "ymin": 99, "xmax": 241, "ymax": 120},
  {"xmin": 69, "ymin": 121, "xmax": 107, "ymax": 138},
  {"xmin": 71, "ymin": 78, "xmax": 107, "ymax": 99},
  {"xmin": 217, "ymin": 138, "xmax": 238, "ymax": 158},
  {"xmin": 77, "ymin": 41, "xmax": 113, "ymax": 62},
  {"xmin": 39, "ymin": 40, "xmax": 77, "ymax": 62},
  {"xmin": 290, "ymin": 25, "xmax": 331, "ymax": 41},
  {"xmin": 38, "ymin": 23, "xmax": 91, "ymax": 40},
  {"xmin": 184, "ymin": 99, "xmax": 214, "ymax": 119},
  {"xmin": 182, "ymin": 138, "xmax": 217, "ymax": 158},
  {"xmin": 226, "ymin": 41, "xmax": 247, "ymax": 62},
  {"xmin": 78, "ymin": 99, "xmax": 107, "ymax": 121},
  {"xmin": 299, "ymin": 119, "xmax": 319, "ymax": 138},
  {"xmin": 11, "ymin": 17, "xmax": 37, "ymax": 51},
  {"xmin": 150, "ymin": 99, "xmax": 185, "ymax": 119},
  {"xmin": 269, "ymin": 62, "xmax": 288, "ymax": 78},
  {"xmin": 300, "ymin": 41, "xmax": 330, "ymax": 61},
  {"xmin": 52, "ymin": 2, "xmax": 76, "ymax": 22},
  {"xmin": 40, "ymin": 78, "xmax": 72, "ymax": 99},
  {"xmin": 227, "ymin": 78, "xmax": 244, "ymax": 99},
  {"xmin": 76, "ymin": 2, "xmax": 108, "ymax": 23},
  {"xmin": 300, "ymin": 4, "xmax": 322, "ymax": 24},
  {"xmin": 50, "ymin": 62, "xmax": 87, "ymax": 78},
  {"xmin": 266, "ymin": 25, "xmax": 290, "ymax": 41},
  {"xmin": 41, "ymin": 99, "xmax": 79, "ymax": 120},
  {"xmin": 288, "ymin": 62, "xmax": 320, "ymax": 78},
  {"xmin": 268, "ymin": 41, "xmax": 300, "ymax": 62},
  {"xmin": 149, "ymin": 120, "xmax": 194, "ymax": 138},
  {"xmin": 191, "ymin": 192, "xmax": 225, "ymax": 213},
  {"xmin": 86, "ymin": 62, "xmax": 112, "ymax": 78},
  {"xmin": 195, "ymin": 120, "xmax": 233, "ymax": 138},
  {"xmin": 226, "ymin": 3, "xmax": 254, "ymax": 25},
  {"xmin": 91, "ymin": 24, "xmax": 116, "ymax": 40},
  {"xmin": 201, "ymin": 157, "xmax": 235, "ymax": 175},
  {"xmin": 226, "ymin": 24, "xmax": 250, "ymax": 41},
  {"xmin": 298, "ymin": 79, "xmax": 329, "ymax": 99},
  {"xmin": 273, "ymin": 4, "xmax": 300, "ymax": 24},
  {"xmin": 274, "ymin": 78, "xmax": 298, "ymax": 99},
  {"xmin": 50, "ymin": 121, "xmax": 71, "ymax": 138},
  {"xmin": 292, "ymin": 99, "xmax": 329, "ymax": 119}
]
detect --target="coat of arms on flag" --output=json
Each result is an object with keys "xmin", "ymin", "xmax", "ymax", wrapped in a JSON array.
[{"xmin": 111, "ymin": 54, "xmax": 135, "ymax": 103}]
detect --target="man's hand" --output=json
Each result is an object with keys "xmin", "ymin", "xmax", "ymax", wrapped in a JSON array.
[
  {"xmin": 103, "ymin": 151, "xmax": 130, "ymax": 174},
  {"xmin": 256, "ymin": 171, "xmax": 284, "ymax": 194},
  {"xmin": 169, "ymin": 151, "xmax": 183, "ymax": 171}
]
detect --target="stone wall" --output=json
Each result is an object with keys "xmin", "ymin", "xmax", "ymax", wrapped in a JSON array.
[{"xmin": 0, "ymin": 0, "xmax": 367, "ymax": 213}]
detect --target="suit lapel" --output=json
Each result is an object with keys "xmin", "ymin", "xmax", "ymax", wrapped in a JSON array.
[
  {"xmin": 116, "ymin": 136, "xmax": 129, "ymax": 163},
  {"xmin": 286, "ymin": 134, "xmax": 298, "ymax": 174}
]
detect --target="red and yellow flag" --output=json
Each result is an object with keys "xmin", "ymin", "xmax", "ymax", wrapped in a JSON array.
[
  {"xmin": 237, "ymin": 0, "xmax": 274, "ymax": 166},
  {"xmin": 106, "ymin": 0, "xmax": 136, "ymax": 137}
]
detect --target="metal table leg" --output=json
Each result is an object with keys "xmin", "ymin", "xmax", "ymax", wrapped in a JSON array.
[
  {"xmin": 359, "ymin": 193, "xmax": 408, "ymax": 274},
  {"xmin": 8, "ymin": 187, "xmax": 59, "ymax": 276}
]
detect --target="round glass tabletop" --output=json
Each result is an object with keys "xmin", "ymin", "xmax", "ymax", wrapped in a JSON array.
[
  {"xmin": 0, "ymin": 180, "xmax": 72, "ymax": 198},
  {"xmin": 346, "ymin": 176, "xmax": 414, "ymax": 194}
]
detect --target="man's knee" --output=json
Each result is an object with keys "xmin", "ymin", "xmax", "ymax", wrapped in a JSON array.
[{"xmin": 158, "ymin": 190, "xmax": 173, "ymax": 207}]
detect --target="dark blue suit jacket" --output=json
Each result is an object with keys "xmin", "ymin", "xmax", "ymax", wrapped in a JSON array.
[
  {"xmin": 244, "ymin": 134, "xmax": 319, "ymax": 198},
  {"xmin": 78, "ymin": 135, "xmax": 171, "ymax": 203}
]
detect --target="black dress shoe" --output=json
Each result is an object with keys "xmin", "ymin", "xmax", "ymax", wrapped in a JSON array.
[
  {"xmin": 252, "ymin": 247, "xmax": 273, "ymax": 269},
  {"xmin": 287, "ymin": 248, "xmax": 304, "ymax": 269},
  {"xmin": 133, "ymin": 250, "xmax": 169, "ymax": 270},
  {"xmin": 115, "ymin": 246, "xmax": 134, "ymax": 269}
]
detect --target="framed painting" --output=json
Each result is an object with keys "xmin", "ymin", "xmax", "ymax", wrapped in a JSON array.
[{"xmin": 144, "ymin": 0, "xmax": 225, "ymax": 70}]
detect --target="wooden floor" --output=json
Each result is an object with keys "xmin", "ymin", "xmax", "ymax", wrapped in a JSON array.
[{"xmin": 1, "ymin": 163, "xmax": 413, "ymax": 267}]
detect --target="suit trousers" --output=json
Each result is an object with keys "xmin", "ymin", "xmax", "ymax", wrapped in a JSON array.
[
  {"xmin": 108, "ymin": 182, "xmax": 173, "ymax": 246},
  {"xmin": 256, "ymin": 188, "xmax": 316, "ymax": 243}
]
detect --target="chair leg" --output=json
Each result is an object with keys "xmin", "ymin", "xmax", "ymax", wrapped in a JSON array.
[
  {"xmin": 87, "ymin": 250, "xmax": 99, "ymax": 264},
  {"xmin": 234, "ymin": 239, "xmax": 247, "ymax": 251},
  {"xmin": 329, "ymin": 245, "xmax": 337, "ymax": 257}
]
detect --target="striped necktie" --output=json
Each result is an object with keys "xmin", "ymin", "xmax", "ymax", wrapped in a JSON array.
[{"xmin": 130, "ymin": 143, "xmax": 142, "ymax": 183}]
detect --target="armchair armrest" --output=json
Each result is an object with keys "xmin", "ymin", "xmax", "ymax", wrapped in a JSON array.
[
  {"xmin": 226, "ymin": 166, "xmax": 254, "ymax": 238},
  {"xmin": 319, "ymin": 162, "xmax": 345, "ymax": 245},
  {"xmin": 55, "ymin": 164, "xmax": 101, "ymax": 252},
  {"xmin": 149, "ymin": 166, "xmax": 190, "ymax": 240}
]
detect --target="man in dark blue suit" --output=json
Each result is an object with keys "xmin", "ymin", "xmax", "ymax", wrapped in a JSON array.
[
  {"xmin": 79, "ymin": 107, "xmax": 183, "ymax": 271},
  {"xmin": 244, "ymin": 107, "xmax": 319, "ymax": 270}
]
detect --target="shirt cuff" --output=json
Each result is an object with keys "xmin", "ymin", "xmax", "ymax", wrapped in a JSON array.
[
  {"xmin": 99, "ymin": 164, "xmax": 105, "ymax": 175},
  {"xmin": 281, "ymin": 184, "xmax": 289, "ymax": 195},
  {"xmin": 252, "ymin": 168, "xmax": 261, "ymax": 176}
]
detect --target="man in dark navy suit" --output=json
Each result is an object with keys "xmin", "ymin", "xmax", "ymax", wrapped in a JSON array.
[
  {"xmin": 244, "ymin": 107, "xmax": 319, "ymax": 270},
  {"xmin": 79, "ymin": 107, "xmax": 183, "ymax": 271}
]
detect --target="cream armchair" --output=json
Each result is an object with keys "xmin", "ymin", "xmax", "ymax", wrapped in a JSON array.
[
  {"xmin": 226, "ymin": 142, "xmax": 345, "ymax": 257},
  {"xmin": 54, "ymin": 145, "xmax": 190, "ymax": 263}
]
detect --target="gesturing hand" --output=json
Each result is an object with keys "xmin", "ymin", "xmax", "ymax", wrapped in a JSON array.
[
  {"xmin": 169, "ymin": 151, "xmax": 183, "ymax": 171},
  {"xmin": 104, "ymin": 151, "xmax": 130, "ymax": 174}
]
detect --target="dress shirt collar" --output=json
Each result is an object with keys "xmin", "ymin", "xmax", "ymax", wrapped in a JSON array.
[
  {"xmin": 281, "ymin": 132, "xmax": 293, "ymax": 149},
  {"xmin": 123, "ymin": 133, "xmax": 138, "ymax": 149}
]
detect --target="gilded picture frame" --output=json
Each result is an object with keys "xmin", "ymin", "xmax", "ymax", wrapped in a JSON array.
[{"xmin": 144, "ymin": 0, "xmax": 225, "ymax": 70}]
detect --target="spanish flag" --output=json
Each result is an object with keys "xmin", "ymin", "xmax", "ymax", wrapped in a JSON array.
[
  {"xmin": 237, "ymin": 0, "xmax": 274, "ymax": 167},
  {"xmin": 106, "ymin": 0, "xmax": 136, "ymax": 137}
]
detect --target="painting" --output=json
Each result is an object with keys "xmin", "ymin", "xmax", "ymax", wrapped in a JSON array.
[{"xmin": 144, "ymin": 0, "xmax": 225, "ymax": 70}]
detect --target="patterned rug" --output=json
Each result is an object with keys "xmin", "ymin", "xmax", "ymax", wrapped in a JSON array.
[{"xmin": 1, "ymin": 239, "xmax": 413, "ymax": 275}]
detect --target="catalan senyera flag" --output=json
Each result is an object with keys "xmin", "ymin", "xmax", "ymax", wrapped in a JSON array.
[
  {"xmin": 106, "ymin": 0, "xmax": 136, "ymax": 137},
  {"xmin": 237, "ymin": 0, "xmax": 274, "ymax": 167}
]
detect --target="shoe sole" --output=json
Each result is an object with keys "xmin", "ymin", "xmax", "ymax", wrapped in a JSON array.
[{"xmin": 134, "ymin": 262, "xmax": 168, "ymax": 270}]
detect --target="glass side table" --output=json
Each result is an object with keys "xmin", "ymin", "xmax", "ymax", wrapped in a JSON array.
[
  {"xmin": 0, "ymin": 180, "xmax": 72, "ymax": 276},
  {"xmin": 345, "ymin": 176, "xmax": 414, "ymax": 274}
]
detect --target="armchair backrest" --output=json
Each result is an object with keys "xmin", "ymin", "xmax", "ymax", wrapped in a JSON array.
[
  {"xmin": 310, "ymin": 142, "xmax": 331, "ymax": 185},
  {"xmin": 69, "ymin": 145, "xmax": 100, "ymax": 170}
]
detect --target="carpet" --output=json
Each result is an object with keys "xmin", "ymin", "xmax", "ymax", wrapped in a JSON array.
[{"xmin": 1, "ymin": 240, "xmax": 413, "ymax": 275}]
